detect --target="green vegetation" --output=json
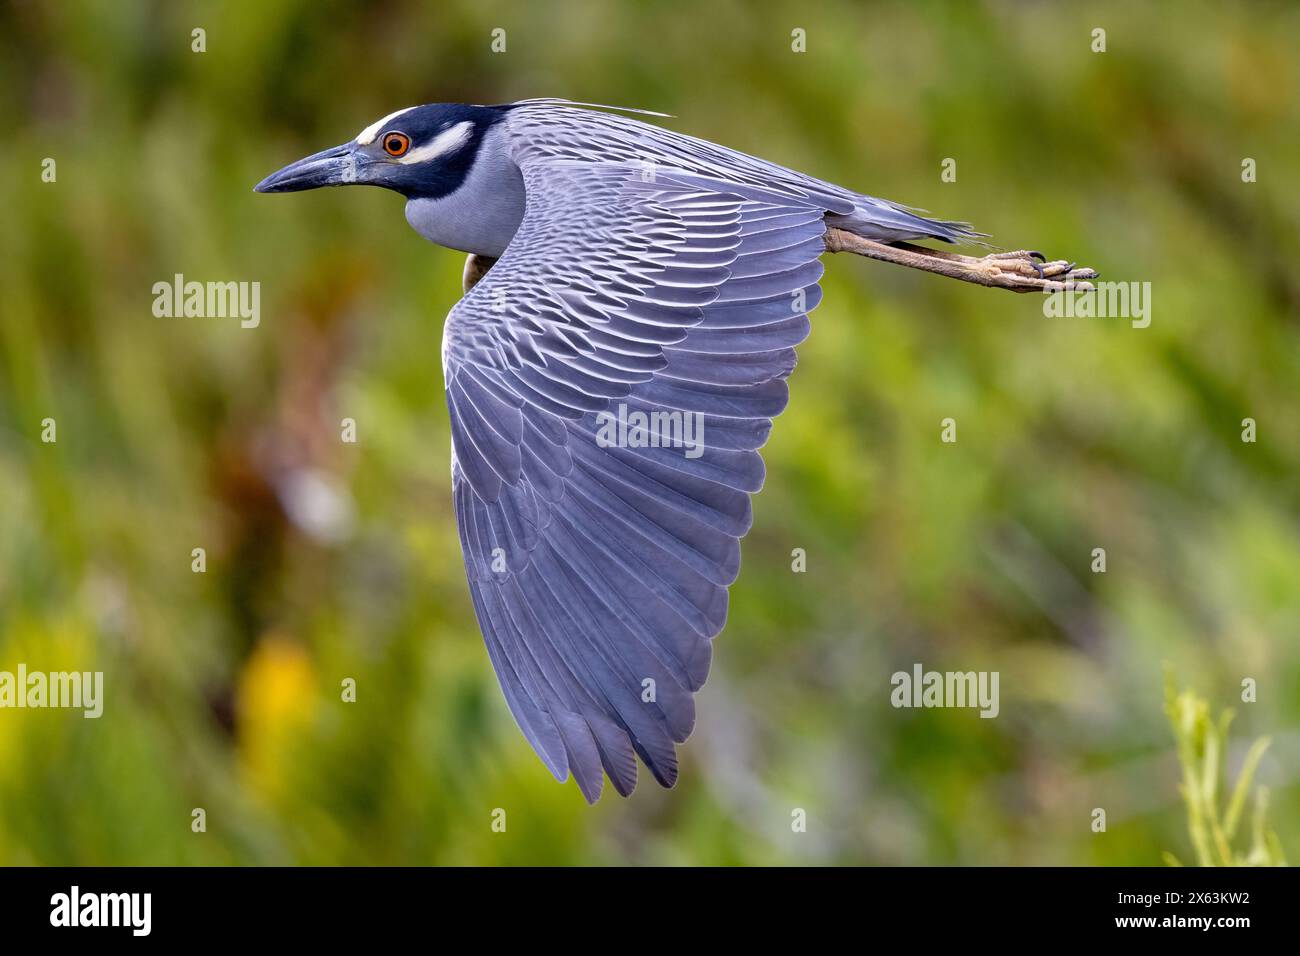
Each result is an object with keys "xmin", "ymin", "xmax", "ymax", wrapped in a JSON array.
[
  {"xmin": 1164, "ymin": 671, "xmax": 1286, "ymax": 867},
  {"xmin": 0, "ymin": 0, "xmax": 1297, "ymax": 865}
]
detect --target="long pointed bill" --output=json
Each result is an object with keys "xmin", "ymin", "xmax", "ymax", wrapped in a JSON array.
[{"xmin": 254, "ymin": 143, "xmax": 362, "ymax": 193}]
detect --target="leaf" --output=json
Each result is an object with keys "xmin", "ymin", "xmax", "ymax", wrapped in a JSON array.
[{"xmin": 1223, "ymin": 736, "xmax": 1271, "ymax": 842}]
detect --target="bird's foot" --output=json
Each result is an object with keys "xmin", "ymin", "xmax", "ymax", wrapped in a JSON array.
[
  {"xmin": 824, "ymin": 228, "xmax": 1098, "ymax": 293},
  {"xmin": 972, "ymin": 249, "xmax": 1099, "ymax": 291}
]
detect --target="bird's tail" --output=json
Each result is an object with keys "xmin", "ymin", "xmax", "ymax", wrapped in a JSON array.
[{"xmin": 827, "ymin": 196, "xmax": 990, "ymax": 247}]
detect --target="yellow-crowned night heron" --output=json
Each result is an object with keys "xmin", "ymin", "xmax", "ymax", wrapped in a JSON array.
[{"xmin": 256, "ymin": 99, "xmax": 1095, "ymax": 801}]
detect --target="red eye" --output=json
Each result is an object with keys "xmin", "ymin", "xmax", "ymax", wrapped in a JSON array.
[{"xmin": 382, "ymin": 132, "xmax": 410, "ymax": 157}]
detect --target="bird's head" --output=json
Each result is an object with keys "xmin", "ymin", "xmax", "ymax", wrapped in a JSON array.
[{"xmin": 254, "ymin": 103, "xmax": 499, "ymax": 199}]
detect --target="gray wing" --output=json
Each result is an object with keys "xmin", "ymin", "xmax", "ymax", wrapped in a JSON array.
[
  {"xmin": 502, "ymin": 102, "xmax": 981, "ymax": 243},
  {"xmin": 445, "ymin": 151, "xmax": 839, "ymax": 801}
]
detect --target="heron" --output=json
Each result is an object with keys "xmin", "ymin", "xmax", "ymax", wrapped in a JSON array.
[{"xmin": 256, "ymin": 98, "xmax": 1096, "ymax": 801}]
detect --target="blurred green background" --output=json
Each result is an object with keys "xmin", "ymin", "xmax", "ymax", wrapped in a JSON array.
[{"xmin": 1, "ymin": 0, "xmax": 1297, "ymax": 865}]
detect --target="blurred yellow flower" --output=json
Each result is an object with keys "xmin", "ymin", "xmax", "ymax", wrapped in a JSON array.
[{"xmin": 236, "ymin": 636, "xmax": 318, "ymax": 803}]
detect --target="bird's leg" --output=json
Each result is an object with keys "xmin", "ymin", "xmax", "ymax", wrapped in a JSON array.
[
  {"xmin": 462, "ymin": 254, "xmax": 498, "ymax": 294},
  {"xmin": 823, "ymin": 227, "xmax": 1097, "ymax": 293}
]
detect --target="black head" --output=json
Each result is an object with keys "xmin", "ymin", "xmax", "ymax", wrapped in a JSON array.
[{"xmin": 254, "ymin": 103, "xmax": 508, "ymax": 200}]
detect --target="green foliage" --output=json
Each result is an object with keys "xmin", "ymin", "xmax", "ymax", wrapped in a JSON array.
[
  {"xmin": 1, "ymin": 0, "xmax": 1298, "ymax": 864},
  {"xmin": 1163, "ymin": 671, "xmax": 1286, "ymax": 867}
]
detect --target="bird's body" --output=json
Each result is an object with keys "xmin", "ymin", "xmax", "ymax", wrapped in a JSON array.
[
  {"xmin": 393, "ymin": 101, "xmax": 978, "ymax": 258},
  {"xmin": 257, "ymin": 99, "xmax": 1095, "ymax": 801}
]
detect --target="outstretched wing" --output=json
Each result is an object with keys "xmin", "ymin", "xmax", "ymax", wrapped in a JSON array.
[{"xmin": 445, "ymin": 155, "xmax": 840, "ymax": 801}]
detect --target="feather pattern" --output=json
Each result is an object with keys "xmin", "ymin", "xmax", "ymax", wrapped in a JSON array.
[{"xmin": 444, "ymin": 101, "xmax": 923, "ymax": 800}]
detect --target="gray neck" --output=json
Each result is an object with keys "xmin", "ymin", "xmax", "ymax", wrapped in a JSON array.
[{"xmin": 404, "ymin": 124, "xmax": 525, "ymax": 258}]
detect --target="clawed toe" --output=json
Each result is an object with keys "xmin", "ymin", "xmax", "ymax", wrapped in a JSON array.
[
  {"xmin": 980, "ymin": 251, "xmax": 1098, "ymax": 292},
  {"xmin": 1034, "ymin": 260, "xmax": 1075, "ymax": 278}
]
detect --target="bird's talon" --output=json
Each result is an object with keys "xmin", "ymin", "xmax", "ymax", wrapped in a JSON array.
[{"xmin": 960, "ymin": 248, "xmax": 1095, "ymax": 290}]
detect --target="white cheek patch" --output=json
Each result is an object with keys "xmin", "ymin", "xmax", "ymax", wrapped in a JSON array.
[
  {"xmin": 356, "ymin": 106, "xmax": 417, "ymax": 145},
  {"xmin": 399, "ymin": 121, "xmax": 474, "ymax": 165}
]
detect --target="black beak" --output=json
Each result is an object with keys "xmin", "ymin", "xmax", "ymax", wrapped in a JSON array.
[{"xmin": 254, "ymin": 143, "xmax": 361, "ymax": 193}]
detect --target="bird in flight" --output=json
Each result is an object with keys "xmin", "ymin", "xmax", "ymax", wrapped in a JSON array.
[{"xmin": 256, "ymin": 99, "xmax": 1095, "ymax": 801}]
